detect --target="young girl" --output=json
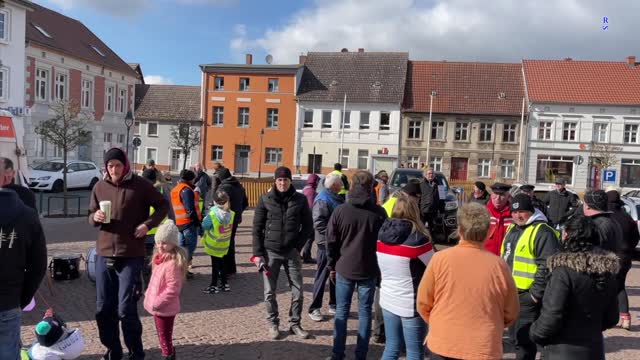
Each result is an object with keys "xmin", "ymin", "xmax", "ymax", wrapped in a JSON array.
[
  {"xmin": 201, "ymin": 191, "xmax": 235, "ymax": 294},
  {"xmin": 143, "ymin": 220, "xmax": 188, "ymax": 360}
]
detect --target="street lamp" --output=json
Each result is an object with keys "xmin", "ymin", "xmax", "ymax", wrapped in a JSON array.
[
  {"xmin": 258, "ymin": 129, "xmax": 265, "ymax": 178},
  {"xmin": 124, "ymin": 110, "xmax": 134, "ymax": 156}
]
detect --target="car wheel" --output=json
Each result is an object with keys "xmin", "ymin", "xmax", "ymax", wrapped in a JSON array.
[
  {"xmin": 52, "ymin": 180, "xmax": 64, "ymax": 193},
  {"xmin": 89, "ymin": 177, "xmax": 99, "ymax": 190}
]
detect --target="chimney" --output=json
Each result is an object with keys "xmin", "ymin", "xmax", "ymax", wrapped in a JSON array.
[
  {"xmin": 358, "ymin": 48, "xmax": 364, "ymax": 53},
  {"xmin": 245, "ymin": 53, "xmax": 253, "ymax": 65},
  {"xmin": 299, "ymin": 54, "xmax": 307, "ymax": 64},
  {"xmin": 564, "ymin": 57, "xmax": 572, "ymax": 61},
  {"xmin": 628, "ymin": 56, "xmax": 636, "ymax": 68},
  {"xmin": 340, "ymin": 48, "xmax": 349, "ymax": 53}
]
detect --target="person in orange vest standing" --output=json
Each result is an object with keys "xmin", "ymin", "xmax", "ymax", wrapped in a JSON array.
[{"xmin": 171, "ymin": 169, "xmax": 202, "ymax": 279}]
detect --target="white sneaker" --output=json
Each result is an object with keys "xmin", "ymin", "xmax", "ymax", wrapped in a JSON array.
[
  {"xmin": 308, "ymin": 309, "xmax": 324, "ymax": 322},
  {"xmin": 328, "ymin": 307, "xmax": 336, "ymax": 315}
]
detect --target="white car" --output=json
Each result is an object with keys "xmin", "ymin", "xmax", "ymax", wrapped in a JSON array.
[{"xmin": 29, "ymin": 160, "xmax": 102, "ymax": 192}]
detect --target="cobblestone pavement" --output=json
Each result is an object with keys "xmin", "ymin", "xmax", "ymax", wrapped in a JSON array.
[{"xmin": 20, "ymin": 212, "xmax": 640, "ymax": 359}]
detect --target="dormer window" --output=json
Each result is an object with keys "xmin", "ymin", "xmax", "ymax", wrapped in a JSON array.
[
  {"xmin": 499, "ymin": 92, "xmax": 506, "ymax": 99},
  {"xmin": 32, "ymin": 23, "xmax": 52, "ymax": 39},
  {"xmin": 91, "ymin": 45, "xmax": 106, "ymax": 57}
]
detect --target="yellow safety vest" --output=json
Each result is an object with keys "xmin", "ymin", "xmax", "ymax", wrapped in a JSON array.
[
  {"xmin": 202, "ymin": 209, "xmax": 236, "ymax": 258},
  {"xmin": 330, "ymin": 170, "xmax": 347, "ymax": 195},
  {"xmin": 501, "ymin": 223, "xmax": 559, "ymax": 290},
  {"xmin": 382, "ymin": 196, "xmax": 397, "ymax": 217},
  {"xmin": 147, "ymin": 188, "xmax": 168, "ymax": 235}
]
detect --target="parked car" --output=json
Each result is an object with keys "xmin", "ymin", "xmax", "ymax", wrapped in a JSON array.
[
  {"xmin": 623, "ymin": 189, "xmax": 640, "ymax": 198},
  {"xmin": 28, "ymin": 160, "xmax": 102, "ymax": 192},
  {"xmin": 388, "ymin": 168, "xmax": 459, "ymax": 244},
  {"xmin": 292, "ymin": 174, "xmax": 325, "ymax": 194}
]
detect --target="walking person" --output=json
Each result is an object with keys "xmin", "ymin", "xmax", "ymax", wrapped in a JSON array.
[
  {"xmin": 170, "ymin": 169, "xmax": 202, "ymax": 279},
  {"xmin": 377, "ymin": 197, "xmax": 435, "ymax": 360},
  {"xmin": 530, "ymin": 214, "xmax": 620, "ymax": 360},
  {"xmin": 543, "ymin": 178, "xmax": 579, "ymax": 229},
  {"xmin": 467, "ymin": 181, "xmax": 490, "ymax": 205},
  {"xmin": 326, "ymin": 171, "xmax": 387, "ymax": 360},
  {"xmin": 201, "ymin": 191, "xmax": 235, "ymax": 294},
  {"xmin": 501, "ymin": 194, "xmax": 560, "ymax": 360},
  {"xmin": 417, "ymin": 203, "xmax": 519, "ymax": 360},
  {"xmin": 193, "ymin": 164, "xmax": 212, "ymax": 212},
  {"xmin": 217, "ymin": 167, "xmax": 248, "ymax": 277},
  {"xmin": 308, "ymin": 173, "xmax": 344, "ymax": 322},
  {"xmin": 301, "ymin": 174, "xmax": 321, "ymax": 264},
  {"xmin": 484, "ymin": 182, "xmax": 513, "ymax": 255},
  {"xmin": 89, "ymin": 147, "xmax": 170, "ymax": 360},
  {"xmin": 143, "ymin": 220, "xmax": 188, "ymax": 360},
  {"xmin": 252, "ymin": 167, "xmax": 313, "ymax": 340}
]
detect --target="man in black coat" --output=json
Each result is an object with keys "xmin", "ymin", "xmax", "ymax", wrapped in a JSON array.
[
  {"xmin": 419, "ymin": 167, "xmax": 440, "ymax": 229},
  {"xmin": 252, "ymin": 166, "xmax": 313, "ymax": 341},
  {"xmin": 542, "ymin": 179, "xmax": 579, "ymax": 228},
  {"xmin": 583, "ymin": 190, "xmax": 624, "ymax": 254},
  {"xmin": 217, "ymin": 167, "xmax": 249, "ymax": 276},
  {"xmin": 520, "ymin": 184, "xmax": 547, "ymax": 220}
]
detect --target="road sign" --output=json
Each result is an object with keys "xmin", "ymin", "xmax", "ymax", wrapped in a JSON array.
[
  {"xmin": 132, "ymin": 137, "xmax": 141, "ymax": 147},
  {"xmin": 603, "ymin": 169, "xmax": 616, "ymax": 182}
]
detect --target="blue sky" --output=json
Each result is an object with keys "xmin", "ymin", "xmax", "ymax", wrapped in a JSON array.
[{"xmin": 39, "ymin": 0, "xmax": 639, "ymax": 86}]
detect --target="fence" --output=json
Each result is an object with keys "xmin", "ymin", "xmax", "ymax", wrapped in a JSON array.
[{"xmin": 239, "ymin": 177, "xmax": 274, "ymax": 208}]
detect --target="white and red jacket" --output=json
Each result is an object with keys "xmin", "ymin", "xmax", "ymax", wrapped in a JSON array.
[
  {"xmin": 376, "ymin": 218, "xmax": 434, "ymax": 318},
  {"xmin": 484, "ymin": 201, "xmax": 513, "ymax": 256}
]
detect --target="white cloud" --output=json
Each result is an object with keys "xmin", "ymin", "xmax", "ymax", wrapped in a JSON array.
[
  {"xmin": 144, "ymin": 75, "xmax": 175, "ymax": 85},
  {"xmin": 232, "ymin": 0, "xmax": 638, "ymax": 64},
  {"xmin": 48, "ymin": 0, "xmax": 149, "ymax": 17}
]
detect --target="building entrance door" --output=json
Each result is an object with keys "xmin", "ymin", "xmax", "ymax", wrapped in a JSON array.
[{"xmin": 450, "ymin": 157, "xmax": 468, "ymax": 181}]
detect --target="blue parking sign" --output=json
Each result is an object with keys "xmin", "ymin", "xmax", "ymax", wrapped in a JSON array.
[{"xmin": 603, "ymin": 169, "xmax": 616, "ymax": 182}]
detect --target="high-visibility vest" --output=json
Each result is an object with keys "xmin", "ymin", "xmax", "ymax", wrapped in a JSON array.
[
  {"xmin": 374, "ymin": 181, "xmax": 383, "ymax": 205},
  {"xmin": 147, "ymin": 188, "xmax": 168, "ymax": 235},
  {"xmin": 170, "ymin": 182, "xmax": 202, "ymax": 226},
  {"xmin": 382, "ymin": 196, "xmax": 397, "ymax": 217},
  {"xmin": 501, "ymin": 223, "xmax": 559, "ymax": 290},
  {"xmin": 202, "ymin": 209, "xmax": 236, "ymax": 258},
  {"xmin": 330, "ymin": 170, "xmax": 347, "ymax": 195}
]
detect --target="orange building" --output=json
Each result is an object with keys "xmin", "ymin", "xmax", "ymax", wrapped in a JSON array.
[{"xmin": 199, "ymin": 55, "xmax": 303, "ymax": 177}]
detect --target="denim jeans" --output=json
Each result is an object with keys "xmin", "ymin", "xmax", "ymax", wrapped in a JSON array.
[
  {"xmin": 381, "ymin": 308, "xmax": 426, "ymax": 360},
  {"xmin": 263, "ymin": 248, "xmax": 304, "ymax": 327},
  {"xmin": 308, "ymin": 244, "xmax": 336, "ymax": 312},
  {"xmin": 179, "ymin": 223, "xmax": 198, "ymax": 261},
  {"xmin": 0, "ymin": 307, "xmax": 21, "ymax": 360},
  {"xmin": 332, "ymin": 273, "xmax": 377, "ymax": 360}
]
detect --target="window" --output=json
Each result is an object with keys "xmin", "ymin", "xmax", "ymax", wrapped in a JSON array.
[
  {"xmin": 118, "ymin": 88, "xmax": 126, "ymax": 113},
  {"xmin": 239, "ymin": 77, "xmax": 250, "ymax": 91},
  {"xmin": 322, "ymin": 111, "xmax": 332, "ymax": 129},
  {"xmin": 54, "ymin": 145, "xmax": 63, "ymax": 158},
  {"xmin": 360, "ymin": 112, "xmax": 370, "ymax": 130},
  {"xmin": 625, "ymin": 124, "xmax": 639, "ymax": 144},
  {"xmin": 503, "ymin": 123, "xmax": 517, "ymax": 143},
  {"xmin": 212, "ymin": 106, "xmax": 224, "ymax": 126},
  {"xmin": 478, "ymin": 159, "xmax": 491, "ymax": 178},
  {"xmin": 0, "ymin": 68, "xmax": 6, "ymax": 101},
  {"xmin": 54, "ymin": 73, "xmax": 67, "ymax": 101},
  {"xmin": 32, "ymin": 23, "xmax": 52, "ymax": 39},
  {"xmin": 267, "ymin": 108, "xmax": 279, "ymax": 128},
  {"xmin": 105, "ymin": 86, "xmax": 114, "ymax": 111},
  {"xmin": 133, "ymin": 121, "xmax": 140, "ymax": 135},
  {"xmin": 238, "ymin": 107, "xmax": 250, "ymax": 127},
  {"xmin": 303, "ymin": 110, "xmax": 313, "ymax": 128},
  {"xmin": 91, "ymin": 45, "xmax": 105, "ymax": 57},
  {"xmin": 536, "ymin": 155, "xmax": 574, "ymax": 184},
  {"xmin": 562, "ymin": 122, "xmax": 577, "ymax": 141},
  {"xmin": 430, "ymin": 156, "xmax": 443, "ymax": 172},
  {"xmin": 408, "ymin": 121, "xmax": 421, "ymax": 139},
  {"xmin": 0, "ymin": 10, "xmax": 8, "ymax": 42},
  {"xmin": 81, "ymin": 79, "xmax": 93, "ymax": 108},
  {"xmin": 117, "ymin": 134, "xmax": 125, "ymax": 143},
  {"xmin": 341, "ymin": 111, "xmax": 351, "ymax": 129},
  {"xmin": 431, "ymin": 121, "xmax": 445, "ymax": 140},
  {"xmin": 407, "ymin": 155, "xmax": 420, "ymax": 169},
  {"xmin": 146, "ymin": 148, "xmax": 157, "ymax": 163},
  {"xmin": 211, "ymin": 145, "xmax": 223, "ymax": 161},
  {"xmin": 147, "ymin": 122, "xmax": 158, "ymax": 136},
  {"xmin": 214, "ymin": 77, "xmax": 224, "ymax": 90},
  {"xmin": 379, "ymin": 112, "xmax": 391, "ymax": 131},
  {"xmin": 621, "ymin": 159, "xmax": 640, "ymax": 187},
  {"xmin": 36, "ymin": 68, "xmax": 49, "ymax": 101},
  {"xmin": 339, "ymin": 148, "xmax": 350, "ymax": 168},
  {"xmin": 265, "ymin": 147, "xmax": 283, "ymax": 165},
  {"xmin": 538, "ymin": 121, "xmax": 553, "ymax": 140},
  {"xmin": 454, "ymin": 122, "xmax": 469, "ymax": 141},
  {"xmin": 36, "ymin": 137, "xmax": 46, "ymax": 157},
  {"xmin": 268, "ymin": 78, "xmax": 279, "ymax": 92},
  {"xmin": 593, "ymin": 123, "xmax": 608, "ymax": 143},
  {"xmin": 479, "ymin": 123, "xmax": 493, "ymax": 142},
  {"xmin": 103, "ymin": 132, "xmax": 112, "ymax": 143},
  {"xmin": 500, "ymin": 159, "xmax": 515, "ymax": 179},
  {"xmin": 357, "ymin": 149, "xmax": 369, "ymax": 169}
]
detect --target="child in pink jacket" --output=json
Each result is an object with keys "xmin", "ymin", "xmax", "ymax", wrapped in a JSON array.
[{"xmin": 144, "ymin": 220, "xmax": 188, "ymax": 360}]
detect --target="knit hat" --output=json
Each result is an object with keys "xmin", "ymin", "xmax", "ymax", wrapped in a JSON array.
[
  {"xmin": 217, "ymin": 167, "xmax": 232, "ymax": 181},
  {"xmin": 274, "ymin": 166, "xmax": 292, "ymax": 180},
  {"xmin": 555, "ymin": 178, "xmax": 567, "ymax": 185},
  {"xmin": 474, "ymin": 181, "xmax": 486, "ymax": 192},
  {"xmin": 142, "ymin": 168, "xmax": 157, "ymax": 183},
  {"xmin": 585, "ymin": 190, "xmax": 608, "ymax": 212},
  {"xmin": 104, "ymin": 148, "xmax": 127, "ymax": 166},
  {"xmin": 401, "ymin": 181, "xmax": 422, "ymax": 197},
  {"xmin": 35, "ymin": 316, "xmax": 65, "ymax": 347},
  {"xmin": 154, "ymin": 220, "xmax": 180, "ymax": 246},
  {"xmin": 334, "ymin": 163, "xmax": 342, "ymax": 171},
  {"xmin": 510, "ymin": 193, "xmax": 535, "ymax": 213},
  {"xmin": 180, "ymin": 169, "xmax": 196, "ymax": 182}
]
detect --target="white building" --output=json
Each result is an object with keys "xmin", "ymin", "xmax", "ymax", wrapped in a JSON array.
[
  {"xmin": 523, "ymin": 57, "xmax": 640, "ymax": 192},
  {"xmin": 295, "ymin": 51, "xmax": 408, "ymax": 175}
]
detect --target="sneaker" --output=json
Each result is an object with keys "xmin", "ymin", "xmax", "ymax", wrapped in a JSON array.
[
  {"xmin": 621, "ymin": 313, "xmax": 631, "ymax": 330},
  {"xmin": 202, "ymin": 286, "xmax": 219, "ymax": 294},
  {"xmin": 268, "ymin": 324, "xmax": 280, "ymax": 340},
  {"xmin": 308, "ymin": 309, "xmax": 324, "ymax": 322},
  {"xmin": 290, "ymin": 325, "xmax": 310, "ymax": 339},
  {"xmin": 222, "ymin": 284, "xmax": 231, "ymax": 292},
  {"xmin": 328, "ymin": 307, "xmax": 336, "ymax": 315}
]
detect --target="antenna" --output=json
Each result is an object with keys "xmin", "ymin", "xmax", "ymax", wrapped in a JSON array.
[{"xmin": 265, "ymin": 54, "xmax": 273, "ymax": 64}]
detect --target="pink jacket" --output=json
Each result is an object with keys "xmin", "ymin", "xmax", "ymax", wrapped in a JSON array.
[{"xmin": 144, "ymin": 255, "xmax": 184, "ymax": 317}]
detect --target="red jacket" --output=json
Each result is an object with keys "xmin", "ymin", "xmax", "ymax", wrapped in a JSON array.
[{"xmin": 484, "ymin": 201, "xmax": 512, "ymax": 256}]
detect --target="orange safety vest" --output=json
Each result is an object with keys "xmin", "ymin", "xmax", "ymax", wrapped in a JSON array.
[
  {"xmin": 170, "ymin": 182, "xmax": 202, "ymax": 226},
  {"xmin": 374, "ymin": 181, "xmax": 384, "ymax": 205}
]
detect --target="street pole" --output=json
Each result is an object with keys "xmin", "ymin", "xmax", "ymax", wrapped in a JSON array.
[
  {"xmin": 425, "ymin": 93, "xmax": 433, "ymax": 168},
  {"xmin": 258, "ymin": 129, "xmax": 264, "ymax": 178},
  {"xmin": 312, "ymin": 146, "xmax": 316, "ymax": 174},
  {"xmin": 517, "ymin": 97, "xmax": 525, "ymax": 182},
  {"xmin": 339, "ymin": 93, "xmax": 346, "ymax": 164}
]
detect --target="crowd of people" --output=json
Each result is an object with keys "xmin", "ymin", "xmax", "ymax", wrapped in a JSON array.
[{"xmin": 0, "ymin": 148, "xmax": 638, "ymax": 360}]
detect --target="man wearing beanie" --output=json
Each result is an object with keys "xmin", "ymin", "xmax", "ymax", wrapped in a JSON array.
[
  {"xmin": 89, "ymin": 147, "xmax": 170, "ymax": 360},
  {"xmin": 171, "ymin": 169, "xmax": 203, "ymax": 279},
  {"xmin": 583, "ymin": 189, "xmax": 624, "ymax": 254},
  {"xmin": 253, "ymin": 166, "xmax": 313, "ymax": 340},
  {"xmin": 501, "ymin": 193, "xmax": 560, "ymax": 360},
  {"xmin": 468, "ymin": 181, "xmax": 490, "ymax": 205}
]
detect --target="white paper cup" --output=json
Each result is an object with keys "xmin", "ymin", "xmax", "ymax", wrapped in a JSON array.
[{"xmin": 99, "ymin": 200, "xmax": 111, "ymax": 224}]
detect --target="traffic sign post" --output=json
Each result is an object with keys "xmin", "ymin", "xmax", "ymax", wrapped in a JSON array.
[{"xmin": 603, "ymin": 169, "xmax": 617, "ymax": 183}]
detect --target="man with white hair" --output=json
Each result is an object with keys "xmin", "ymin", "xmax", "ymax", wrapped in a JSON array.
[{"xmin": 308, "ymin": 173, "xmax": 345, "ymax": 322}]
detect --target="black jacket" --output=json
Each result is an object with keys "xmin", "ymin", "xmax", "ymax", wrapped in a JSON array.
[
  {"xmin": 327, "ymin": 186, "xmax": 387, "ymax": 281},
  {"xmin": 0, "ymin": 189, "xmax": 47, "ymax": 311},
  {"xmin": 607, "ymin": 205, "xmax": 640, "ymax": 262},
  {"xmin": 467, "ymin": 191, "xmax": 489, "ymax": 206},
  {"xmin": 4, "ymin": 183, "xmax": 37, "ymax": 211},
  {"xmin": 252, "ymin": 186, "xmax": 313, "ymax": 256},
  {"xmin": 218, "ymin": 176, "xmax": 249, "ymax": 223},
  {"xmin": 312, "ymin": 189, "xmax": 344, "ymax": 246},
  {"xmin": 530, "ymin": 250, "xmax": 619, "ymax": 360},
  {"xmin": 419, "ymin": 179, "xmax": 440, "ymax": 218},
  {"xmin": 501, "ymin": 213, "xmax": 560, "ymax": 301},
  {"xmin": 543, "ymin": 190, "xmax": 579, "ymax": 225},
  {"xmin": 194, "ymin": 170, "xmax": 212, "ymax": 195},
  {"xmin": 590, "ymin": 213, "xmax": 624, "ymax": 254}
]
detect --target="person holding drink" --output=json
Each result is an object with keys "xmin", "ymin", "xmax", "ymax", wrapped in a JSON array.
[{"xmin": 89, "ymin": 147, "xmax": 169, "ymax": 360}]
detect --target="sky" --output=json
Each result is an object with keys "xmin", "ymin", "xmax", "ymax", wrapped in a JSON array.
[{"xmin": 39, "ymin": 0, "xmax": 640, "ymax": 86}]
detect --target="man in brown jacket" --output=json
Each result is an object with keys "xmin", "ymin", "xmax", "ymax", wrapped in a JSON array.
[{"xmin": 89, "ymin": 147, "xmax": 169, "ymax": 360}]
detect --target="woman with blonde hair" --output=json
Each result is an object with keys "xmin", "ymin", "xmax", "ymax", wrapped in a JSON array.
[{"xmin": 376, "ymin": 196, "xmax": 435, "ymax": 360}]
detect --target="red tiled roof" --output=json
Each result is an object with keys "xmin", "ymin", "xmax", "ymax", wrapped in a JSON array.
[
  {"xmin": 26, "ymin": 3, "xmax": 137, "ymax": 77},
  {"xmin": 134, "ymin": 84, "xmax": 201, "ymax": 122},
  {"xmin": 402, "ymin": 61, "xmax": 525, "ymax": 115},
  {"xmin": 523, "ymin": 59, "xmax": 640, "ymax": 105}
]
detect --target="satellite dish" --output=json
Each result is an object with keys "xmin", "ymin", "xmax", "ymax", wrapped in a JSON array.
[{"xmin": 265, "ymin": 54, "xmax": 273, "ymax": 64}]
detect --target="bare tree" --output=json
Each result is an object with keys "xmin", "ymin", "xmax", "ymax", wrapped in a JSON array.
[
  {"xmin": 170, "ymin": 123, "xmax": 200, "ymax": 170},
  {"xmin": 34, "ymin": 99, "xmax": 92, "ymax": 215},
  {"xmin": 588, "ymin": 142, "xmax": 623, "ymax": 189}
]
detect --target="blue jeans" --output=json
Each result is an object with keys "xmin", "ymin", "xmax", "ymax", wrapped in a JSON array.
[
  {"xmin": 381, "ymin": 308, "xmax": 427, "ymax": 360},
  {"xmin": 0, "ymin": 308, "xmax": 21, "ymax": 360},
  {"xmin": 308, "ymin": 244, "xmax": 336, "ymax": 312},
  {"xmin": 332, "ymin": 273, "xmax": 377, "ymax": 360},
  {"xmin": 179, "ymin": 223, "xmax": 198, "ymax": 261}
]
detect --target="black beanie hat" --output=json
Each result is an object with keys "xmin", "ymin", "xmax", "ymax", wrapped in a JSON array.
[
  {"xmin": 180, "ymin": 169, "xmax": 196, "ymax": 182},
  {"xmin": 401, "ymin": 181, "xmax": 422, "ymax": 197},
  {"xmin": 142, "ymin": 168, "xmax": 157, "ymax": 183},
  {"xmin": 474, "ymin": 181, "xmax": 486, "ymax": 192},
  {"xmin": 35, "ymin": 316, "xmax": 65, "ymax": 347},
  {"xmin": 510, "ymin": 193, "xmax": 535, "ymax": 213},
  {"xmin": 585, "ymin": 190, "xmax": 608, "ymax": 212},
  {"xmin": 104, "ymin": 148, "xmax": 127, "ymax": 166},
  {"xmin": 274, "ymin": 166, "xmax": 292, "ymax": 180}
]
